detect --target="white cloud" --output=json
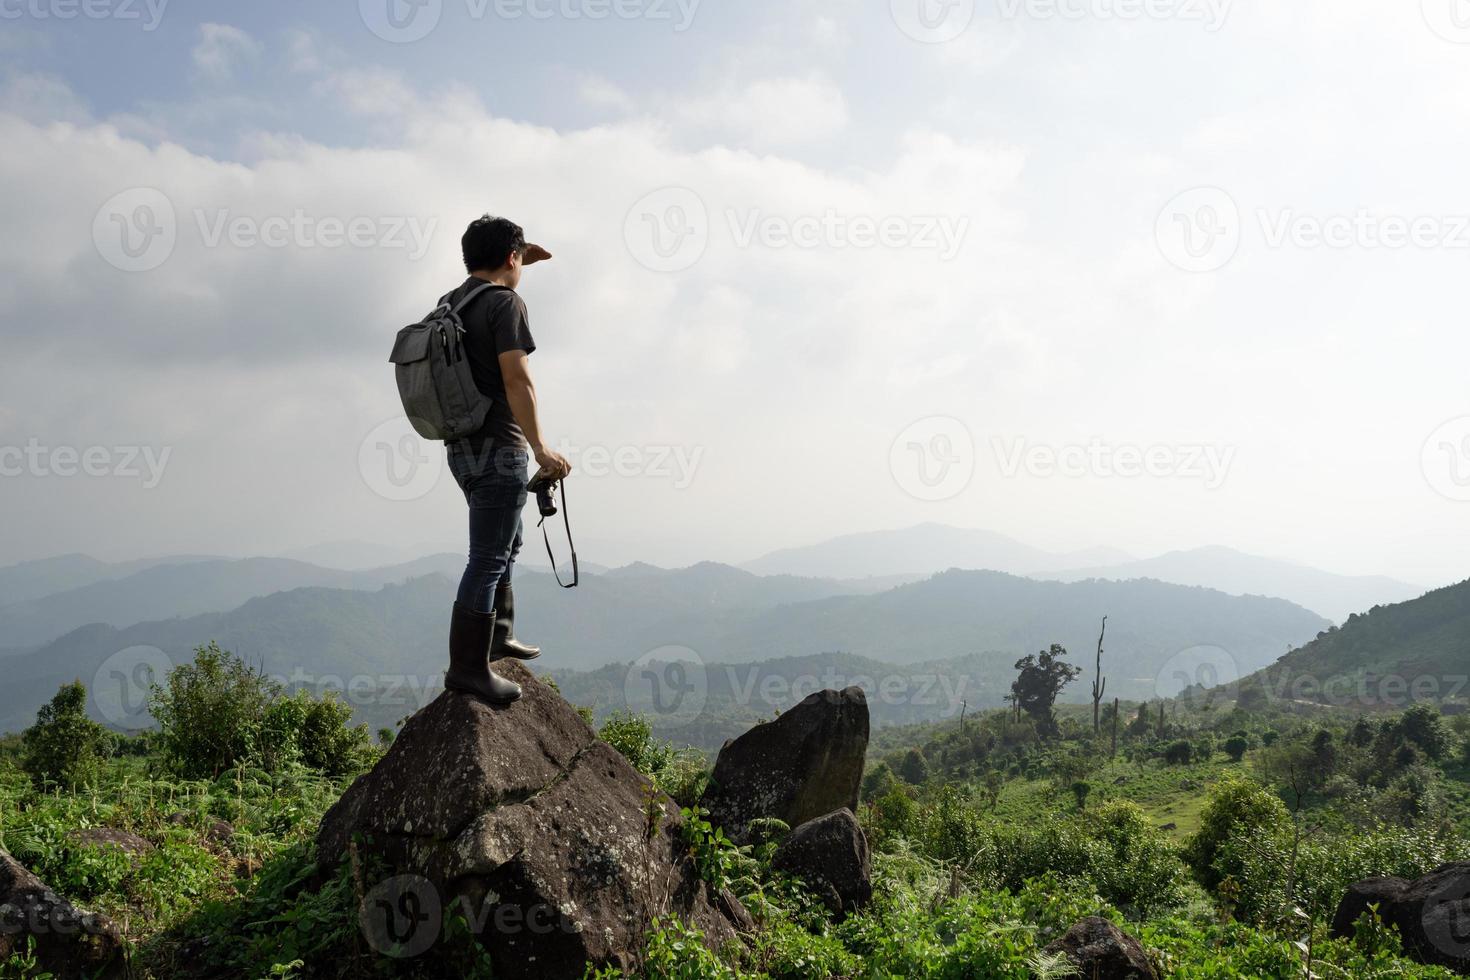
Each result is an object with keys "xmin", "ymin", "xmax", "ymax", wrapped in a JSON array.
[
  {"xmin": 672, "ymin": 72, "xmax": 850, "ymax": 147},
  {"xmin": 191, "ymin": 24, "xmax": 261, "ymax": 82}
]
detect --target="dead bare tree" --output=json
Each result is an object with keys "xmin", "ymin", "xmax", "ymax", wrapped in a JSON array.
[{"xmin": 1091, "ymin": 616, "xmax": 1108, "ymax": 733}]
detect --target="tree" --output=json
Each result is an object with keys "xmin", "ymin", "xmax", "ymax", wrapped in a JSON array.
[
  {"xmin": 1223, "ymin": 735, "xmax": 1249, "ymax": 762},
  {"xmin": 21, "ymin": 681, "xmax": 113, "ymax": 789},
  {"xmin": 1164, "ymin": 740, "xmax": 1194, "ymax": 765},
  {"xmin": 1009, "ymin": 644, "xmax": 1081, "ymax": 737},
  {"xmin": 1091, "ymin": 616, "xmax": 1108, "ymax": 734},
  {"xmin": 1398, "ymin": 703, "xmax": 1453, "ymax": 760},
  {"xmin": 1182, "ymin": 777, "xmax": 1289, "ymax": 890},
  {"xmin": 898, "ymin": 748, "xmax": 930, "ymax": 785}
]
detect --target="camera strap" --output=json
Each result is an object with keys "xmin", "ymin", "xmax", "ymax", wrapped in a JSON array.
[{"xmin": 536, "ymin": 479, "xmax": 578, "ymax": 588}]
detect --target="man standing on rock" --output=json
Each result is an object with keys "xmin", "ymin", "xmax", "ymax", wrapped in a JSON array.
[{"xmin": 442, "ymin": 215, "xmax": 572, "ymax": 705}]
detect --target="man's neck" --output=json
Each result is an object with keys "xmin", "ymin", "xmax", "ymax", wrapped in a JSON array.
[{"xmin": 470, "ymin": 269, "xmax": 515, "ymax": 288}]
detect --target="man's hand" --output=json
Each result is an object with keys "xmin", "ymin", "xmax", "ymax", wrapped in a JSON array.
[
  {"xmin": 523, "ymin": 244, "xmax": 553, "ymax": 265},
  {"xmin": 534, "ymin": 446, "xmax": 572, "ymax": 480}
]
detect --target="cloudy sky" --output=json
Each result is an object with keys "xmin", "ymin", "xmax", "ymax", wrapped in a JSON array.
[{"xmin": 2, "ymin": 0, "xmax": 1469, "ymax": 585}]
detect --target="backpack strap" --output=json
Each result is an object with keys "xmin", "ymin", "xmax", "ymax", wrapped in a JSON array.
[{"xmin": 448, "ymin": 281, "xmax": 502, "ymax": 317}]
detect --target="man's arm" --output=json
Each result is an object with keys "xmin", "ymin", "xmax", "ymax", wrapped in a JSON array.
[{"xmin": 499, "ymin": 350, "xmax": 571, "ymax": 478}]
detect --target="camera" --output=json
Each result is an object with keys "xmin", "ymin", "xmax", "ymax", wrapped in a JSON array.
[{"xmin": 527, "ymin": 468, "xmax": 559, "ymax": 519}]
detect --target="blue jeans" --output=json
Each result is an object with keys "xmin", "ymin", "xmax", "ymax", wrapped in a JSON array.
[{"xmin": 448, "ymin": 441, "xmax": 529, "ymax": 613}]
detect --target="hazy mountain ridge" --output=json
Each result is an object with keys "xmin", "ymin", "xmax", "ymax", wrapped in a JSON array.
[
  {"xmin": 0, "ymin": 554, "xmax": 470, "ymax": 646},
  {"xmin": 744, "ymin": 523, "xmax": 1134, "ymax": 578},
  {"xmin": 0, "ymin": 566, "xmax": 1330, "ymax": 735},
  {"xmin": 744, "ymin": 525, "xmax": 1420, "ymax": 623},
  {"xmin": 0, "ymin": 553, "xmax": 221, "ymax": 606},
  {"xmin": 1042, "ymin": 545, "xmax": 1423, "ymax": 623}
]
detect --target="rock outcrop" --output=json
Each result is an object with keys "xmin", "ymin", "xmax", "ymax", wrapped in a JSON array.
[
  {"xmin": 68, "ymin": 827, "xmax": 154, "ymax": 865},
  {"xmin": 1330, "ymin": 862, "xmax": 1470, "ymax": 971},
  {"xmin": 0, "ymin": 846, "xmax": 126, "ymax": 979},
  {"xmin": 315, "ymin": 661, "xmax": 749, "ymax": 979},
  {"xmin": 1042, "ymin": 917, "xmax": 1158, "ymax": 980},
  {"xmin": 770, "ymin": 808, "xmax": 871, "ymax": 919},
  {"xmin": 700, "ymin": 687, "xmax": 868, "ymax": 842}
]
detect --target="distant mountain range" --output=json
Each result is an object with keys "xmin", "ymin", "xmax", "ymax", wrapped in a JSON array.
[
  {"xmin": 0, "ymin": 553, "xmax": 219, "ymax": 606},
  {"xmin": 1042, "ymin": 545, "xmax": 1423, "ymax": 624},
  {"xmin": 744, "ymin": 524, "xmax": 1422, "ymax": 623},
  {"xmin": 0, "ymin": 555, "xmax": 468, "ymax": 647},
  {"xmin": 744, "ymin": 524, "xmax": 1134, "ymax": 578},
  {"xmin": 0, "ymin": 565, "xmax": 1330, "ymax": 735},
  {"xmin": 1234, "ymin": 576, "xmax": 1470, "ymax": 710}
]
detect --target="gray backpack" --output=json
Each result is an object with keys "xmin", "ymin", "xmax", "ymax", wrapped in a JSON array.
[{"xmin": 389, "ymin": 282, "xmax": 500, "ymax": 440}]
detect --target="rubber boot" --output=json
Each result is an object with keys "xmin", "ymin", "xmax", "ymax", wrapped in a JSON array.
[
  {"xmin": 445, "ymin": 602, "xmax": 522, "ymax": 705},
  {"xmin": 490, "ymin": 582, "xmax": 541, "ymax": 661}
]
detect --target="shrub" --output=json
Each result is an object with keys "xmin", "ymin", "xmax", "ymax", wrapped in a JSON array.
[
  {"xmin": 1224, "ymin": 735, "xmax": 1249, "ymax": 762},
  {"xmin": 148, "ymin": 643, "xmax": 370, "ymax": 779},
  {"xmin": 599, "ymin": 711, "xmax": 672, "ymax": 775},
  {"xmin": 1182, "ymin": 777, "xmax": 1289, "ymax": 891},
  {"xmin": 21, "ymin": 682, "xmax": 113, "ymax": 789},
  {"xmin": 1163, "ymin": 740, "xmax": 1194, "ymax": 765}
]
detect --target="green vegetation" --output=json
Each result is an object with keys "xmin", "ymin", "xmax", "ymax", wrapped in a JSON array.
[{"xmin": 6, "ymin": 633, "xmax": 1470, "ymax": 978}]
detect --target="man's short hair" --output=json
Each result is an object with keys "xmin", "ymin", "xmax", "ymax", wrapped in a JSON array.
[{"xmin": 462, "ymin": 215, "xmax": 526, "ymax": 272}]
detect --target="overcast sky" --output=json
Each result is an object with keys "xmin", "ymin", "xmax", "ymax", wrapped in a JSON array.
[{"xmin": 1, "ymin": 0, "xmax": 1469, "ymax": 585}]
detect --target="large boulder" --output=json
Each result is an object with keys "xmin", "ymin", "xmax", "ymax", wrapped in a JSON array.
[
  {"xmin": 1043, "ymin": 917, "xmax": 1158, "ymax": 980},
  {"xmin": 0, "ymin": 847, "xmax": 126, "ymax": 979},
  {"xmin": 770, "ymin": 808, "xmax": 871, "ymax": 919},
  {"xmin": 1330, "ymin": 862, "xmax": 1470, "ymax": 971},
  {"xmin": 68, "ymin": 827, "xmax": 154, "ymax": 866},
  {"xmin": 316, "ymin": 662, "xmax": 749, "ymax": 979},
  {"xmin": 700, "ymin": 687, "xmax": 868, "ymax": 842}
]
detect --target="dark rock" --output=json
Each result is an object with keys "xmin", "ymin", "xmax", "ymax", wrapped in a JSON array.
[
  {"xmin": 700, "ymin": 687, "xmax": 868, "ymax": 842},
  {"xmin": 770, "ymin": 809, "xmax": 871, "ymax": 919},
  {"xmin": 0, "ymin": 846, "xmax": 127, "ymax": 979},
  {"xmin": 68, "ymin": 827, "xmax": 153, "ymax": 864},
  {"xmin": 1330, "ymin": 862, "xmax": 1470, "ymax": 971},
  {"xmin": 316, "ymin": 662, "xmax": 749, "ymax": 980},
  {"xmin": 1043, "ymin": 917, "xmax": 1158, "ymax": 980},
  {"xmin": 166, "ymin": 812, "xmax": 235, "ymax": 845}
]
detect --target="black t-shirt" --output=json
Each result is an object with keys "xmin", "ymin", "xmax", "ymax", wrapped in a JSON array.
[{"xmin": 444, "ymin": 276, "xmax": 537, "ymax": 448}]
